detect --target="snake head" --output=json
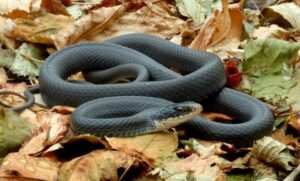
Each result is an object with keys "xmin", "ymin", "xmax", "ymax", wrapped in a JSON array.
[{"xmin": 150, "ymin": 102, "xmax": 202, "ymax": 132}]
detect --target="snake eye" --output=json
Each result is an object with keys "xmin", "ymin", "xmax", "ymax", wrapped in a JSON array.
[{"xmin": 175, "ymin": 106, "xmax": 185, "ymax": 113}]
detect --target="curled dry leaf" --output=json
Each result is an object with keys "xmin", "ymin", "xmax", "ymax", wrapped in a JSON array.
[
  {"xmin": 0, "ymin": 16, "xmax": 16, "ymax": 49},
  {"xmin": 52, "ymin": 4, "xmax": 128, "ymax": 49},
  {"xmin": 0, "ymin": 0, "xmax": 42, "ymax": 15},
  {"xmin": 42, "ymin": 134, "xmax": 108, "ymax": 160},
  {"xmin": 9, "ymin": 13, "xmax": 74, "ymax": 45},
  {"xmin": 19, "ymin": 110, "xmax": 70, "ymax": 155},
  {"xmin": 107, "ymin": 131, "xmax": 179, "ymax": 167},
  {"xmin": 58, "ymin": 150, "xmax": 140, "ymax": 181},
  {"xmin": 263, "ymin": 2, "xmax": 300, "ymax": 30},
  {"xmin": 91, "ymin": 2, "xmax": 188, "ymax": 43},
  {"xmin": 150, "ymin": 154, "xmax": 226, "ymax": 181},
  {"xmin": 0, "ymin": 152, "xmax": 60, "ymax": 181},
  {"xmin": 252, "ymin": 137, "xmax": 298, "ymax": 171},
  {"xmin": 190, "ymin": 1, "xmax": 244, "ymax": 51}
]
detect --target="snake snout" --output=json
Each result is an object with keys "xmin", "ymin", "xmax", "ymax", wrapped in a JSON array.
[{"xmin": 152, "ymin": 102, "xmax": 202, "ymax": 131}]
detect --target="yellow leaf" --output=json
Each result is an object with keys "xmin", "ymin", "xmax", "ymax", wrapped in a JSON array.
[{"xmin": 107, "ymin": 131, "xmax": 179, "ymax": 167}]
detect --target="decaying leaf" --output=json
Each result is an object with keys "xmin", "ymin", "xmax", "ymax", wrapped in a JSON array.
[
  {"xmin": 0, "ymin": 152, "xmax": 60, "ymax": 181},
  {"xmin": 0, "ymin": 48, "xmax": 15, "ymax": 69},
  {"xmin": 0, "ymin": 108, "xmax": 34, "ymax": 158},
  {"xmin": 0, "ymin": 0, "xmax": 42, "ymax": 15},
  {"xmin": 0, "ymin": 16, "xmax": 16, "ymax": 49},
  {"xmin": 10, "ymin": 43, "xmax": 46, "ymax": 77},
  {"xmin": 58, "ymin": 150, "xmax": 140, "ymax": 181},
  {"xmin": 41, "ymin": 0, "xmax": 70, "ymax": 15},
  {"xmin": 91, "ymin": 2, "xmax": 187, "ymax": 43},
  {"xmin": 107, "ymin": 131, "xmax": 179, "ymax": 167},
  {"xmin": 19, "ymin": 110, "xmax": 70, "ymax": 155},
  {"xmin": 252, "ymin": 24, "xmax": 289, "ymax": 40},
  {"xmin": 240, "ymin": 38, "xmax": 300, "ymax": 103},
  {"xmin": 287, "ymin": 112, "xmax": 300, "ymax": 134},
  {"xmin": 175, "ymin": 0, "xmax": 222, "ymax": 26},
  {"xmin": 150, "ymin": 154, "xmax": 226, "ymax": 181},
  {"xmin": 287, "ymin": 68, "xmax": 300, "ymax": 110},
  {"xmin": 10, "ymin": 13, "xmax": 74, "ymax": 45},
  {"xmin": 0, "ymin": 68, "xmax": 7, "ymax": 86},
  {"xmin": 190, "ymin": 1, "xmax": 244, "ymax": 51},
  {"xmin": 252, "ymin": 137, "xmax": 298, "ymax": 171},
  {"xmin": 272, "ymin": 128, "xmax": 300, "ymax": 148},
  {"xmin": 52, "ymin": 4, "xmax": 127, "ymax": 49},
  {"xmin": 263, "ymin": 2, "xmax": 300, "ymax": 29}
]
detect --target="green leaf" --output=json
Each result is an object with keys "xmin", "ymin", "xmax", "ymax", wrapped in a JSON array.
[
  {"xmin": 10, "ymin": 43, "xmax": 46, "ymax": 78},
  {"xmin": 266, "ymin": 3, "xmax": 300, "ymax": 29},
  {"xmin": 240, "ymin": 38, "xmax": 300, "ymax": 103},
  {"xmin": 175, "ymin": 0, "xmax": 221, "ymax": 25},
  {"xmin": 0, "ymin": 109, "xmax": 34, "ymax": 158},
  {"xmin": 0, "ymin": 48, "xmax": 15, "ymax": 68}
]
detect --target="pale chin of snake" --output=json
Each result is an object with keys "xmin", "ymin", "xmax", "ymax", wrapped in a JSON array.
[{"xmin": 152, "ymin": 104, "xmax": 202, "ymax": 132}]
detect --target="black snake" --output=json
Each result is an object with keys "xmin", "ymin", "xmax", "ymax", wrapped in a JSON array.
[{"xmin": 6, "ymin": 34, "xmax": 275, "ymax": 147}]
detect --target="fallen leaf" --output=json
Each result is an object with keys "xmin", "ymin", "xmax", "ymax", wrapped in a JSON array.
[
  {"xmin": 10, "ymin": 43, "xmax": 46, "ymax": 77},
  {"xmin": 52, "ymin": 4, "xmax": 127, "ymax": 49},
  {"xmin": 91, "ymin": 2, "xmax": 188, "ymax": 43},
  {"xmin": 252, "ymin": 24, "xmax": 289, "ymax": 39},
  {"xmin": 0, "ymin": 152, "xmax": 60, "ymax": 181},
  {"xmin": 0, "ymin": 68, "xmax": 7, "ymax": 86},
  {"xmin": 0, "ymin": 108, "xmax": 34, "ymax": 158},
  {"xmin": 190, "ymin": 1, "xmax": 244, "ymax": 50},
  {"xmin": 224, "ymin": 58, "xmax": 242, "ymax": 87},
  {"xmin": 272, "ymin": 128, "xmax": 300, "ymax": 148},
  {"xmin": 0, "ymin": 0, "xmax": 42, "ymax": 15},
  {"xmin": 0, "ymin": 48, "xmax": 15, "ymax": 70},
  {"xmin": 252, "ymin": 137, "xmax": 298, "ymax": 171},
  {"xmin": 41, "ymin": 0, "xmax": 70, "ymax": 15},
  {"xmin": 0, "ymin": 16, "xmax": 16, "ymax": 49},
  {"xmin": 286, "ymin": 68, "xmax": 300, "ymax": 111},
  {"xmin": 42, "ymin": 134, "xmax": 108, "ymax": 160},
  {"xmin": 263, "ymin": 2, "xmax": 300, "ymax": 29},
  {"xmin": 10, "ymin": 13, "xmax": 74, "ymax": 45},
  {"xmin": 19, "ymin": 111, "xmax": 70, "ymax": 155},
  {"xmin": 58, "ymin": 150, "xmax": 140, "ymax": 181},
  {"xmin": 107, "ymin": 131, "xmax": 179, "ymax": 167},
  {"xmin": 288, "ymin": 112, "xmax": 300, "ymax": 134},
  {"xmin": 150, "ymin": 154, "xmax": 226, "ymax": 181},
  {"xmin": 240, "ymin": 38, "xmax": 300, "ymax": 103},
  {"xmin": 175, "ymin": 0, "xmax": 222, "ymax": 26}
]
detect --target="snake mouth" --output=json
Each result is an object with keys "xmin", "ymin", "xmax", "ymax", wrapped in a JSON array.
[{"xmin": 152, "ymin": 102, "xmax": 202, "ymax": 132}]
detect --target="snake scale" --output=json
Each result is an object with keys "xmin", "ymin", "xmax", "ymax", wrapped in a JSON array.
[{"xmin": 39, "ymin": 34, "xmax": 274, "ymax": 147}]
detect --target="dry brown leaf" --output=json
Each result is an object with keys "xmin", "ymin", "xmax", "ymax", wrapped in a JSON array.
[
  {"xmin": 0, "ymin": 152, "xmax": 60, "ymax": 181},
  {"xmin": 152, "ymin": 154, "xmax": 226, "ymax": 180},
  {"xmin": 0, "ymin": 0, "xmax": 42, "ymax": 15},
  {"xmin": 91, "ymin": 2, "xmax": 187, "ymax": 42},
  {"xmin": 272, "ymin": 128, "xmax": 300, "ymax": 147},
  {"xmin": 288, "ymin": 113, "xmax": 300, "ymax": 134},
  {"xmin": 41, "ymin": 0, "xmax": 70, "ymax": 15},
  {"xmin": 252, "ymin": 24, "xmax": 289, "ymax": 39},
  {"xmin": 0, "ymin": 68, "xmax": 8, "ymax": 86},
  {"xmin": 0, "ymin": 82, "xmax": 28, "ymax": 109},
  {"xmin": 52, "ymin": 4, "xmax": 128, "ymax": 49},
  {"xmin": 0, "ymin": 16, "xmax": 16, "ymax": 49},
  {"xmin": 190, "ymin": 2, "xmax": 244, "ymax": 51},
  {"xmin": 19, "ymin": 111, "xmax": 70, "ymax": 155},
  {"xmin": 9, "ymin": 13, "xmax": 74, "ymax": 45},
  {"xmin": 58, "ymin": 150, "xmax": 139, "ymax": 181},
  {"xmin": 107, "ymin": 131, "xmax": 178, "ymax": 167}
]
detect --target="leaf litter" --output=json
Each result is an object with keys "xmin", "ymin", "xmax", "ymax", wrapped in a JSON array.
[{"xmin": 0, "ymin": 0, "xmax": 300, "ymax": 180}]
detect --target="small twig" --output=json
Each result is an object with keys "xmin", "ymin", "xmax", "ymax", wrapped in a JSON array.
[{"xmin": 283, "ymin": 164, "xmax": 300, "ymax": 181}]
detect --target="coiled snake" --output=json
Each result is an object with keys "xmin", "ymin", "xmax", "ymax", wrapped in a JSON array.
[{"xmin": 37, "ymin": 34, "xmax": 273, "ymax": 147}]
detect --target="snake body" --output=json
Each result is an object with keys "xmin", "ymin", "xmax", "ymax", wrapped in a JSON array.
[{"xmin": 39, "ymin": 34, "xmax": 274, "ymax": 147}]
